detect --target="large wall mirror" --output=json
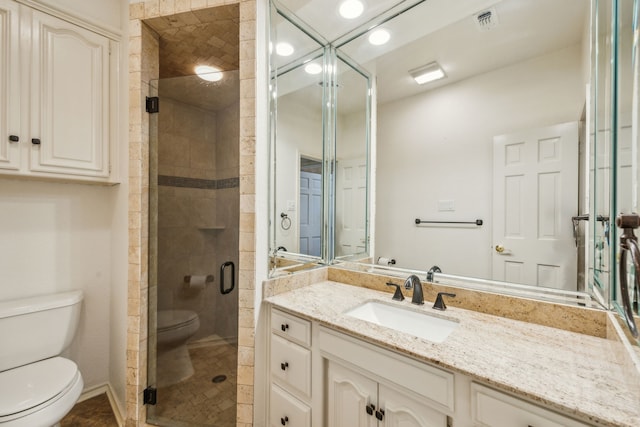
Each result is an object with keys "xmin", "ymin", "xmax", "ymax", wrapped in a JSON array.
[
  {"xmin": 269, "ymin": 0, "xmax": 640, "ymax": 341},
  {"xmin": 269, "ymin": 2, "xmax": 371, "ymax": 271}
]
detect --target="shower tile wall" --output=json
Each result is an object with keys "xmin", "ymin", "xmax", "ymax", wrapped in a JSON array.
[{"xmin": 157, "ymin": 96, "xmax": 239, "ymax": 342}]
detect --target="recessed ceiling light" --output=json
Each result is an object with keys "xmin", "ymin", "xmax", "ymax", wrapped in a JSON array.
[
  {"xmin": 339, "ymin": 0, "xmax": 364, "ymax": 19},
  {"xmin": 368, "ymin": 29, "xmax": 390, "ymax": 46},
  {"xmin": 305, "ymin": 63, "xmax": 323, "ymax": 75},
  {"xmin": 409, "ymin": 62, "xmax": 446, "ymax": 85},
  {"xmin": 276, "ymin": 42, "xmax": 294, "ymax": 56},
  {"xmin": 195, "ymin": 65, "xmax": 223, "ymax": 82}
]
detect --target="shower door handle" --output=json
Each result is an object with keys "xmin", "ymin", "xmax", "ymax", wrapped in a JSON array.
[{"xmin": 220, "ymin": 261, "xmax": 235, "ymax": 295}]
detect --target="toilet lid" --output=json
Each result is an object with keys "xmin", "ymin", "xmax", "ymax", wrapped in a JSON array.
[
  {"xmin": 0, "ymin": 357, "xmax": 78, "ymax": 417},
  {"xmin": 157, "ymin": 309, "xmax": 198, "ymax": 331}
]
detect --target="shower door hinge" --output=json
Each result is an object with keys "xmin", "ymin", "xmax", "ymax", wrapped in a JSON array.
[
  {"xmin": 146, "ymin": 96, "xmax": 159, "ymax": 113},
  {"xmin": 143, "ymin": 386, "xmax": 157, "ymax": 405}
]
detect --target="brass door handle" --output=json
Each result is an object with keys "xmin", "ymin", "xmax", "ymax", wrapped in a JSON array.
[{"xmin": 495, "ymin": 244, "xmax": 505, "ymax": 253}]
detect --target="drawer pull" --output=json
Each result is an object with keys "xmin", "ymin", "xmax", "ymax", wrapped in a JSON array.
[
  {"xmin": 280, "ymin": 416, "xmax": 289, "ymax": 425},
  {"xmin": 281, "ymin": 323, "xmax": 289, "ymax": 332},
  {"xmin": 31, "ymin": 138, "xmax": 41, "ymax": 145},
  {"xmin": 375, "ymin": 409, "xmax": 385, "ymax": 421},
  {"xmin": 365, "ymin": 403, "xmax": 375, "ymax": 416},
  {"xmin": 280, "ymin": 361, "xmax": 289, "ymax": 371},
  {"xmin": 9, "ymin": 135, "xmax": 19, "ymax": 142}
]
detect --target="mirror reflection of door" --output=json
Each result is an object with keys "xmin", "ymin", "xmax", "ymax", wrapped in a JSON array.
[
  {"xmin": 299, "ymin": 157, "xmax": 322, "ymax": 256},
  {"xmin": 336, "ymin": 158, "xmax": 367, "ymax": 256},
  {"xmin": 492, "ymin": 122, "xmax": 579, "ymax": 290}
]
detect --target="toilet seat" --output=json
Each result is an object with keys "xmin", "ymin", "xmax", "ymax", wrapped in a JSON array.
[
  {"xmin": 0, "ymin": 357, "xmax": 83, "ymax": 426},
  {"xmin": 157, "ymin": 309, "xmax": 198, "ymax": 332}
]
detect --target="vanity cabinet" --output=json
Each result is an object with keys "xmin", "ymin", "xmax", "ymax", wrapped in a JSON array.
[
  {"xmin": 267, "ymin": 305, "xmax": 593, "ymax": 427},
  {"xmin": 471, "ymin": 383, "xmax": 589, "ymax": 427},
  {"xmin": 321, "ymin": 327, "xmax": 452, "ymax": 427},
  {"xmin": 0, "ymin": 0, "xmax": 117, "ymax": 184},
  {"xmin": 269, "ymin": 309, "xmax": 312, "ymax": 427}
]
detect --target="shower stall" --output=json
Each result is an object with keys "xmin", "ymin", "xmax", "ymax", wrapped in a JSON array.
[{"xmin": 146, "ymin": 47, "xmax": 240, "ymax": 427}]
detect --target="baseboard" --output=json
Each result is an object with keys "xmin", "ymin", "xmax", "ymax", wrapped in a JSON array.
[{"xmin": 78, "ymin": 383, "xmax": 125, "ymax": 427}]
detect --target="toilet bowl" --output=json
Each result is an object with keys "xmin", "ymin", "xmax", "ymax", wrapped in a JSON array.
[
  {"xmin": 156, "ymin": 309, "xmax": 200, "ymax": 386},
  {"xmin": 0, "ymin": 290, "xmax": 84, "ymax": 427},
  {"xmin": 0, "ymin": 357, "xmax": 83, "ymax": 427}
]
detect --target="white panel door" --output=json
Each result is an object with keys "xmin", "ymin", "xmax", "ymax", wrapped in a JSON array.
[
  {"xmin": 299, "ymin": 171, "xmax": 322, "ymax": 256},
  {"xmin": 29, "ymin": 9, "xmax": 110, "ymax": 177},
  {"xmin": 0, "ymin": 0, "xmax": 20, "ymax": 170},
  {"xmin": 336, "ymin": 157, "xmax": 367, "ymax": 256},
  {"xmin": 327, "ymin": 361, "xmax": 377, "ymax": 427},
  {"xmin": 492, "ymin": 122, "xmax": 579, "ymax": 290}
]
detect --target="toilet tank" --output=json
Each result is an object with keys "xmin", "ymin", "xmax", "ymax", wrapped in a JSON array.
[{"xmin": 0, "ymin": 290, "xmax": 83, "ymax": 372}]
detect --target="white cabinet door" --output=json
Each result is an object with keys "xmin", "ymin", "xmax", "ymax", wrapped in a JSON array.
[
  {"xmin": 29, "ymin": 8, "xmax": 110, "ymax": 178},
  {"xmin": 379, "ymin": 383, "xmax": 448, "ymax": 427},
  {"xmin": 0, "ymin": 0, "xmax": 20, "ymax": 171},
  {"xmin": 327, "ymin": 361, "xmax": 378, "ymax": 427}
]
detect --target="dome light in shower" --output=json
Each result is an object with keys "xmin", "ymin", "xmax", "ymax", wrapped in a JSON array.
[
  {"xmin": 195, "ymin": 65, "xmax": 223, "ymax": 82},
  {"xmin": 368, "ymin": 29, "xmax": 390, "ymax": 45},
  {"xmin": 409, "ymin": 61, "xmax": 446, "ymax": 85},
  {"xmin": 339, "ymin": 0, "xmax": 364, "ymax": 19}
]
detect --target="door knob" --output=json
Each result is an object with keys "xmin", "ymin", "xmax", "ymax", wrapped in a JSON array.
[{"xmin": 495, "ymin": 244, "xmax": 505, "ymax": 253}]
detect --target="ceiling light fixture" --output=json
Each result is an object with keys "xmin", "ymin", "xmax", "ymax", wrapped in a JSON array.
[
  {"xmin": 339, "ymin": 0, "xmax": 364, "ymax": 19},
  {"xmin": 195, "ymin": 65, "xmax": 223, "ymax": 82},
  {"xmin": 304, "ymin": 63, "xmax": 323, "ymax": 75},
  {"xmin": 276, "ymin": 42, "xmax": 294, "ymax": 56},
  {"xmin": 409, "ymin": 62, "xmax": 446, "ymax": 85},
  {"xmin": 368, "ymin": 29, "xmax": 390, "ymax": 45}
]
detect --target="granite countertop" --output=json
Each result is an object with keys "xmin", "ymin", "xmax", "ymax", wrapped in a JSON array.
[{"xmin": 265, "ymin": 280, "xmax": 640, "ymax": 427}]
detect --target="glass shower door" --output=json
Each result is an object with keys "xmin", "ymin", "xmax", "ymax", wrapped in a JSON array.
[{"xmin": 147, "ymin": 71, "xmax": 240, "ymax": 426}]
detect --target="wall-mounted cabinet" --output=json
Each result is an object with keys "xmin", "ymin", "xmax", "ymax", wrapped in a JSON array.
[{"xmin": 0, "ymin": 0, "xmax": 118, "ymax": 184}]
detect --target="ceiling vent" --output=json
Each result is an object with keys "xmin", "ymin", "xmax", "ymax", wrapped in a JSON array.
[{"xmin": 474, "ymin": 8, "xmax": 498, "ymax": 32}]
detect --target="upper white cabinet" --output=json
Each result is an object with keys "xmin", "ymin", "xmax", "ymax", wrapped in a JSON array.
[{"xmin": 0, "ymin": 0, "xmax": 118, "ymax": 184}]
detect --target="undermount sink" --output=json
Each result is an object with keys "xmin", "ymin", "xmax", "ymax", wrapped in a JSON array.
[{"xmin": 344, "ymin": 300, "xmax": 459, "ymax": 343}]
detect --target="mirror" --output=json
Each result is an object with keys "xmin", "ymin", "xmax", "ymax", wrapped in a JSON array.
[
  {"xmin": 269, "ymin": 2, "xmax": 371, "ymax": 272},
  {"xmin": 341, "ymin": 0, "xmax": 592, "ymax": 292}
]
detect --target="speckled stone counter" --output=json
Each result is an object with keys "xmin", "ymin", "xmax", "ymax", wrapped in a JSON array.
[{"xmin": 265, "ymin": 281, "xmax": 640, "ymax": 427}]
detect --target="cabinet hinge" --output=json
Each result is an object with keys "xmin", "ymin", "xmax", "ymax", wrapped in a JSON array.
[
  {"xmin": 146, "ymin": 96, "xmax": 159, "ymax": 113},
  {"xmin": 143, "ymin": 386, "xmax": 157, "ymax": 405}
]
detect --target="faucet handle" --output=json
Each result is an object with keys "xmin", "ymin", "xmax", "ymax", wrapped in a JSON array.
[
  {"xmin": 433, "ymin": 292, "xmax": 456, "ymax": 310},
  {"xmin": 386, "ymin": 282, "xmax": 404, "ymax": 301}
]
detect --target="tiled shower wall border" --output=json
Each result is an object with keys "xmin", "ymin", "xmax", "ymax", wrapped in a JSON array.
[
  {"xmin": 127, "ymin": 1, "xmax": 256, "ymax": 426},
  {"xmin": 158, "ymin": 175, "xmax": 240, "ymax": 189}
]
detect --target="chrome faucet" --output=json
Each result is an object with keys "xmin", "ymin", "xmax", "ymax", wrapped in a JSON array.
[{"xmin": 404, "ymin": 274, "xmax": 424, "ymax": 305}]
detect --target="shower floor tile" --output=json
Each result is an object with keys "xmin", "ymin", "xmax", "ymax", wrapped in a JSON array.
[{"xmin": 149, "ymin": 340, "xmax": 238, "ymax": 427}]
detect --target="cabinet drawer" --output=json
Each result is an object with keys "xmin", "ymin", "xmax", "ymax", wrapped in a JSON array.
[
  {"xmin": 271, "ymin": 308, "xmax": 311, "ymax": 347},
  {"xmin": 471, "ymin": 383, "xmax": 589, "ymax": 427},
  {"xmin": 271, "ymin": 334, "xmax": 312, "ymax": 397},
  {"xmin": 270, "ymin": 384, "xmax": 311, "ymax": 427}
]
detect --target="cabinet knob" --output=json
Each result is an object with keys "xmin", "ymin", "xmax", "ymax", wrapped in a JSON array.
[
  {"xmin": 281, "ymin": 323, "xmax": 289, "ymax": 332},
  {"xmin": 375, "ymin": 409, "xmax": 385, "ymax": 421},
  {"xmin": 31, "ymin": 138, "xmax": 41, "ymax": 145},
  {"xmin": 365, "ymin": 403, "xmax": 375, "ymax": 416},
  {"xmin": 280, "ymin": 416, "xmax": 288, "ymax": 425},
  {"xmin": 8, "ymin": 135, "xmax": 19, "ymax": 142},
  {"xmin": 280, "ymin": 361, "xmax": 289, "ymax": 371}
]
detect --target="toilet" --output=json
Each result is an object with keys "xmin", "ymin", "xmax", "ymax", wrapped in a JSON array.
[
  {"xmin": 156, "ymin": 309, "xmax": 200, "ymax": 386},
  {"xmin": 0, "ymin": 290, "xmax": 84, "ymax": 427}
]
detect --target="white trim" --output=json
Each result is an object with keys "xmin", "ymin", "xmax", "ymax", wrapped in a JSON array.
[
  {"xmin": 15, "ymin": 0, "xmax": 122, "ymax": 41},
  {"xmin": 77, "ymin": 383, "xmax": 124, "ymax": 427}
]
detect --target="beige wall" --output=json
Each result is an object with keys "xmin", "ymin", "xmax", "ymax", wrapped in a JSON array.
[{"xmin": 127, "ymin": 0, "xmax": 256, "ymax": 425}]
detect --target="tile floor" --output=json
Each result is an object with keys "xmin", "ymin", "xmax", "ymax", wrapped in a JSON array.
[
  {"xmin": 62, "ymin": 340, "xmax": 237, "ymax": 427},
  {"xmin": 147, "ymin": 341, "xmax": 238, "ymax": 427},
  {"xmin": 61, "ymin": 393, "xmax": 118, "ymax": 427}
]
